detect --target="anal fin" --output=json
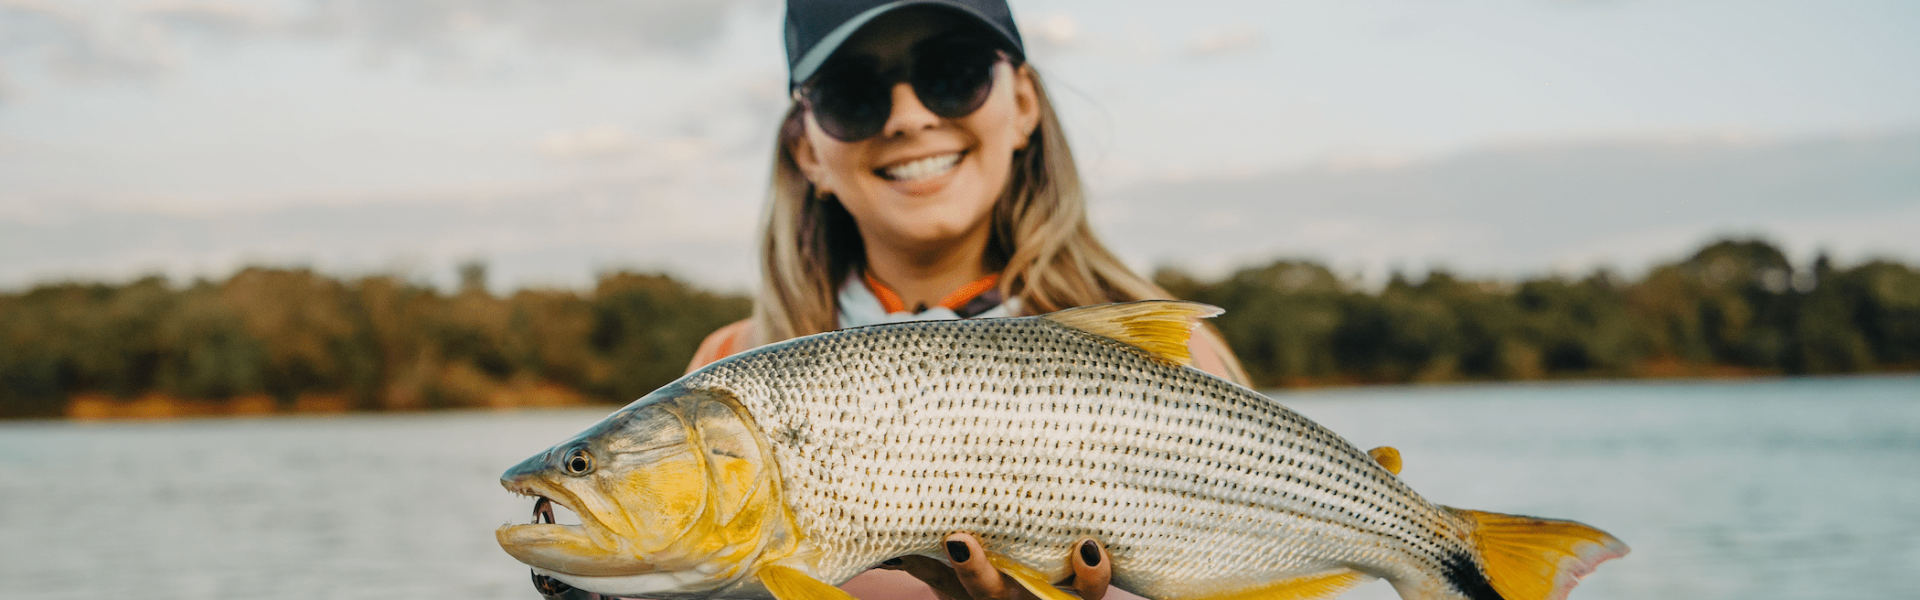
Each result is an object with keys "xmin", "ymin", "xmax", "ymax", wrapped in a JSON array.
[
  {"xmin": 759, "ymin": 565, "xmax": 858, "ymax": 600},
  {"xmin": 1175, "ymin": 571, "xmax": 1372, "ymax": 600},
  {"xmin": 983, "ymin": 552, "xmax": 1082, "ymax": 600}
]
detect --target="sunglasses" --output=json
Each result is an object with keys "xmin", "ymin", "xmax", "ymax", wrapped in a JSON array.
[{"xmin": 797, "ymin": 36, "xmax": 1012, "ymax": 142}]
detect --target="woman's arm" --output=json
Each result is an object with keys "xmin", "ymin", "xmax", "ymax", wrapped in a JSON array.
[
  {"xmin": 687, "ymin": 319, "xmax": 754, "ymax": 373},
  {"xmin": 1189, "ymin": 326, "xmax": 1252, "ymax": 387}
]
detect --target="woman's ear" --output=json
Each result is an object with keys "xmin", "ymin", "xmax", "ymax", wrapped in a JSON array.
[
  {"xmin": 788, "ymin": 117, "xmax": 831, "ymax": 196},
  {"xmin": 1010, "ymin": 64, "xmax": 1041, "ymax": 150}
]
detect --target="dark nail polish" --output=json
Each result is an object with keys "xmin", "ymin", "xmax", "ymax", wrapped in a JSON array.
[
  {"xmin": 883, "ymin": 558, "xmax": 903, "ymax": 566},
  {"xmin": 946, "ymin": 540, "xmax": 971, "ymax": 563},
  {"xmin": 1079, "ymin": 541, "xmax": 1101, "ymax": 567}
]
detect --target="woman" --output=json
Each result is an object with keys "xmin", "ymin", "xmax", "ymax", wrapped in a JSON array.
[{"xmin": 689, "ymin": 1, "xmax": 1251, "ymax": 599}]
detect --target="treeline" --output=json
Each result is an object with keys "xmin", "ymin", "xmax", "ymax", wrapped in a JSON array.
[
  {"xmin": 2, "ymin": 238, "xmax": 1917, "ymax": 418},
  {"xmin": 0, "ymin": 267, "xmax": 748, "ymax": 418},
  {"xmin": 1160, "ymin": 239, "xmax": 1920, "ymax": 387}
]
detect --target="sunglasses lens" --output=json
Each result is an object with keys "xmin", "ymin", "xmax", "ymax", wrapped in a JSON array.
[
  {"xmin": 806, "ymin": 58, "xmax": 888, "ymax": 141},
  {"xmin": 802, "ymin": 38, "xmax": 1004, "ymax": 142},
  {"xmin": 912, "ymin": 39, "xmax": 1000, "ymax": 118}
]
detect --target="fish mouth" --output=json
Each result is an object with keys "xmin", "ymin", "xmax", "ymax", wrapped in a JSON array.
[
  {"xmin": 513, "ymin": 492, "xmax": 664, "ymax": 600},
  {"xmin": 503, "ymin": 481, "xmax": 592, "ymax": 541},
  {"xmin": 498, "ymin": 480, "xmax": 652, "ymax": 578}
]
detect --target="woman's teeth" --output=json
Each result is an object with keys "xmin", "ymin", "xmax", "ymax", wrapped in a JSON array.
[{"xmin": 879, "ymin": 152, "xmax": 962, "ymax": 182}]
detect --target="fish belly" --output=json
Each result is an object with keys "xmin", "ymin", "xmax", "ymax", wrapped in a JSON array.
[{"xmin": 690, "ymin": 317, "xmax": 1462, "ymax": 598}]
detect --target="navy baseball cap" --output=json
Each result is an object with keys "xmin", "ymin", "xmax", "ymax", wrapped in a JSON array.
[{"xmin": 785, "ymin": 0, "xmax": 1026, "ymax": 89}]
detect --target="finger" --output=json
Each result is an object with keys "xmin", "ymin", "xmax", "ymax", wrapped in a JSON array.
[
  {"xmin": 892, "ymin": 555, "xmax": 974, "ymax": 600},
  {"xmin": 947, "ymin": 532, "xmax": 1020, "ymax": 600},
  {"xmin": 1068, "ymin": 539, "xmax": 1111, "ymax": 600}
]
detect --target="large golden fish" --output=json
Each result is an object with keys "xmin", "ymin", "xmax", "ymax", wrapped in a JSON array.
[{"xmin": 497, "ymin": 301, "xmax": 1626, "ymax": 600}]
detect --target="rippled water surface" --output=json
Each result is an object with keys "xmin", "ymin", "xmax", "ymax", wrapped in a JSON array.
[{"xmin": 2, "ymin": 376, "xmax": 1914, "ymax": 600}]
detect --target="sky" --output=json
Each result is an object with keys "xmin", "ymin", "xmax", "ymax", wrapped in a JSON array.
[{"xmin": 1, "ymin": 0, "xmax": 1916, "ymax": 293}]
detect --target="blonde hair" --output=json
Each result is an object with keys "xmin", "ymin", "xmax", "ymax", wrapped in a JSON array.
[{"xmin": 752, "ymin": 68, "xmax": 1247, "ymax": 382}]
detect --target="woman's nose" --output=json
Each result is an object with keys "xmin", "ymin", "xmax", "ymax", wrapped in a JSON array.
[{"xmin": 879, "ymin": 81, "xmax": 940, "ymax": 138}]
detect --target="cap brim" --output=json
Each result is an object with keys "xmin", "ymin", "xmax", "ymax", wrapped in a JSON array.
[{"xmin": 790, "ymin": 0, "xmax": 1022, "ymax": 88}]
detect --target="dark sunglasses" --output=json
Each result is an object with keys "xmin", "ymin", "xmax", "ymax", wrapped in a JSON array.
[{"xmin": 796, "ymin": 36, "xmax": 1012, "ymax": 142}]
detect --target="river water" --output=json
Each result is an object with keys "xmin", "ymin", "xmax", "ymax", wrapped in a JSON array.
[{"xmin": 2, "ymin": 375, "xmax": 1913, "ymax": 600}]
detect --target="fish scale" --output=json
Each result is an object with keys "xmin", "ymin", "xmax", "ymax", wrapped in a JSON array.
[{"xmin": 683, "ymin": 315, "xmax": 1456, "ymax": 599}]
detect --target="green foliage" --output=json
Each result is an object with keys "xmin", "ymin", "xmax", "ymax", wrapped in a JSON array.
[
  {"xmin": 1165, "ymin": 238, "xmax": 1920, "ymax": 388},
  {"xmin": 2, "ymin": 237, "xmax": 1916, "ymax": 417},
  {"xmin": 0, "ymin": 268, "xmax": 750, "ymax": 418}
]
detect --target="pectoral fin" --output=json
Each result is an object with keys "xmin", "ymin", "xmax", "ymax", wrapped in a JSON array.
[
  {"xmin": 1175, "ymin": 570, "xmax": 1371, "ymax": 600},
  {"xmin": 759, "ymin": 565, "xmax": 857, "ymax": 600},
  {"xmin": 983, "ymin": 552, "xmax": 1081, "ymax": 600}
]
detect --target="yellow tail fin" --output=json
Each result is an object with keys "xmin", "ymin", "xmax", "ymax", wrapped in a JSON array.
[{"xmin": 1448, "ymin": 508, "xmax": 1629, "ymax": 600}]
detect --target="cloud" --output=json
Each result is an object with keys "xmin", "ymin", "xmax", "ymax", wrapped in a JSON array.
[
  {"xmin": 0, "ymin": 0, "xmax": 766, "ymax": 91},
  {"xmin": 1027, "ymin": 12, "xmax": 1079, "ymax": 49},
  {"xmin": 1096, "ymin": 131, "xmax": 1920, "ymax": 283},
  {"xmin": 287, "ymin": 0, "xmax": 765, "ymax": 60},
  {"xmin": 1187, "ymin": 27, "xmax": 1262, "ymax": 57},
  {"xmin": 538, "ymin": 125, "xmax": 640, "ymax": 161},
  {"xmin": 0, "ymin": 0, "xmax": 175, "ymax": 83},
  {"xmin": 136, "ymin": 1, "xmax": 268, "ymax": 39},
  {"xmin": 0, "ymin": 168, "xmax": 766, "ymax": 293}
]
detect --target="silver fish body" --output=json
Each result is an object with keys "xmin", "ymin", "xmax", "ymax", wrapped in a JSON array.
[
  {"xmin": 690, "ymin": 310, "xmax": 1466, "ymax": 598},
  {"xmin": 499, "ymin": 302, "xmax": 1625, "ymax": 600}
]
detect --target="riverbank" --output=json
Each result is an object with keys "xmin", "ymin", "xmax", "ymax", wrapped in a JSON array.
[{"xmin": 52, "ymin": 366, "xmax": 1917, "ymax": 421}]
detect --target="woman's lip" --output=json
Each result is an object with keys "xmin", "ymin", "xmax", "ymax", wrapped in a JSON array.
[
  {"xmin": 873, "ymin": 150, "xmax": 966, "ymax": 180},
  {"xmin": 882, "ymin": 151, "xmax": 967, "ymax": 196}
]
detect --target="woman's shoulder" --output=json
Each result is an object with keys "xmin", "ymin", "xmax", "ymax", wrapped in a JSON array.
[{"xmin": 687, "ymin": 319, "xmax": 755, "ymax": 374}]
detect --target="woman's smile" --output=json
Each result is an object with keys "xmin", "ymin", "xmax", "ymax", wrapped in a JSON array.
[{"xmin": 876, "ymin": 150, "xmax": 966, "ymax": 183}]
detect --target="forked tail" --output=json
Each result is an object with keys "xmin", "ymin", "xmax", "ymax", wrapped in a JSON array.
[{"xmin": 1438, "ymin": 508, "xmax": 1629, "ymax": 600}]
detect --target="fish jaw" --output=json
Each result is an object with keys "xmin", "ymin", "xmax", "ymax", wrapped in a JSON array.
[
  {"xmin": 496, "ymin": 385, "xmax": 808, "ymax": 597},
  {"xmin": 496, "ymin": 523, "xmax": 651, "ymax": 578},
  {"xmin": 498, "ymin": 467, "xmax": 657, "ymax": 578}
]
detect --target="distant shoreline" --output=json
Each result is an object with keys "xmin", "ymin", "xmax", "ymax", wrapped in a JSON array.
[
  {"xmin": 6, "ymin": 237, "xmax": 1917, "ymax": 420},
  {"xmin": 45, "ymin": 368, "xmax": 1916, "ymax": 422}
]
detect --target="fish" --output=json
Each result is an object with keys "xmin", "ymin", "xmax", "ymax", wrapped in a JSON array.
[{"xmin": 496, "ymin": 301, "xmax": 1627, "ymax": 600}]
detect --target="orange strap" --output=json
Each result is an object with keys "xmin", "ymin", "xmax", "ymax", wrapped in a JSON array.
[{"xmin": 863, "ymin": 272, "xmax": 1000, "ymax": 314}]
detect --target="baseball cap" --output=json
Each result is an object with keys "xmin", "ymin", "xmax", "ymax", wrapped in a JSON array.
[{"xmin": 785, "ymin": 0, "xmax": 1026, "ymax": 89}]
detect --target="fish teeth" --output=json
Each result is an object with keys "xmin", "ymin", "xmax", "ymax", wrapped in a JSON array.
[{"xmin": 881, "ymin": 152, "xmax": 962, "ymax": 181}]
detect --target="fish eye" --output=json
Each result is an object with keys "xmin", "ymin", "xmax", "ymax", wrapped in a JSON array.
[{"xmin": 562, "ymin": 447, "xmax": 594, "ymax": 476}]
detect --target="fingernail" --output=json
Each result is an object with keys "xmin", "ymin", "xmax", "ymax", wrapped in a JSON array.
[
  {"xmin": 882, "ymin": 558, "xmax": 903, "ymax": 566},
  {"xmin": 946, "ymin": 540, "xmax": 971, "ymax": 563},
  {"xmin": 1079, "ymin": 540, "xmax": 1102, "ymax": 567}
]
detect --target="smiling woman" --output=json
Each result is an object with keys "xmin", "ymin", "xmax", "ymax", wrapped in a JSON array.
[
  {"xmin": 675, "ymin": 2, "xmax": 1250, "ymax": 600},
  {"xmin": 687, "ymin": 0, "xmax": 1251, "ymax": 380}
]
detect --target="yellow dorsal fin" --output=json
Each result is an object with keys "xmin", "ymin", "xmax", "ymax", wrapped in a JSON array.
[
  {"xmin": 758, "ymin": 565, "xmax": 857, "ymax": 600},
  {"xmin": 1041, "ymin": 300, "xmax": 1224, "ymax": 367},
  {"xmin": 1367, "ymin": 446, "xmax": 1402, "ymax": 475},
  {"xmin": 983, "ymin": 552, "xmax": 1081, "ymax": 600},
  {"xmin": 1172, "ymin": 570, "xmax": 1371, "ymax": 600},
  {"xmin": 1448, "ymin": 508, "xmax": 1630, "ymax": 600}
]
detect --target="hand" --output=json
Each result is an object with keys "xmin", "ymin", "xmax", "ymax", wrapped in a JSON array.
[{"xmin": 881, "ymin": 532, "xmax": 1112, "ymax": 600}]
